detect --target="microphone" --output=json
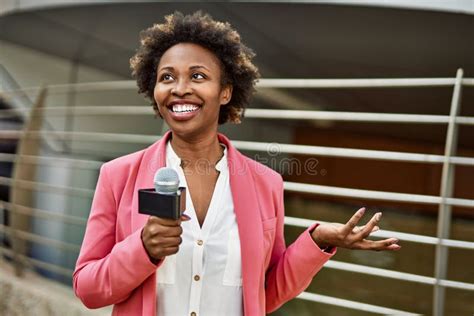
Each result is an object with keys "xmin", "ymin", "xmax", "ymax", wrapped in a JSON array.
[
  {"xmin": 138, "ymin": 167, "xmax": 186, "ymax": 219},
  {"xmin": 154, "ymin": 167, "xmax": 180, "ymax": 195}
]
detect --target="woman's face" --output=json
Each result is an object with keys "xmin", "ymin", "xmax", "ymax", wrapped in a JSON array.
[{"xmin": 153, "ymin": 42, "xmax": 232, "ymax": 138}]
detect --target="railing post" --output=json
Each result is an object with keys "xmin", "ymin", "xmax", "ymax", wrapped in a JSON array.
[
  {"xmin": 433, "ymin": 69, "xmax": 463, "ymax": 316},
  {"xmin": 10, "ymin": 87, "xmax": 48, "ymax": 276}
]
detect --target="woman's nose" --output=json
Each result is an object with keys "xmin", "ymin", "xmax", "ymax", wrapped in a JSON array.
[{"xmin": 171, "ymin": 79, "xmax": 192, "ymax": 96}]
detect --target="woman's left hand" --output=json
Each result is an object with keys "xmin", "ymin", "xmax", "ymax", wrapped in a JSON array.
[{"xmin": 311, "ymin": 207, "xmax": 401, "ymax": 251}]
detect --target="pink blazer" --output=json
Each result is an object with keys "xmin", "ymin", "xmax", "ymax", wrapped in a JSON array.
[{"xmin": 73, "ymin": 131, "xmax": 335, "ymax": 315}]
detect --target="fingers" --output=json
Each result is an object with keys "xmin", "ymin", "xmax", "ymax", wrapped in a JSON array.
[
  {"xmin": 147, "ymin": 213, "xmax": 191, "ymax": 226},
  {"xmin": 342, "ymin": 207, "xmax": 366, "ymax": 236},
  {"xmin": 149, "ymin": 236, "xmax": 183, "ymax": 248},
  {"xmin": 147, "ymin": 216, "xmax": 182, "ymax": 227},
  {"xmin": 354, "ymin": 238, "xmax": 401, "ymax": 251},
  {"xmin": 355, "ymin": 212, "xmax": 382, "ymax": 239},
  {"xmin": 160, "ymin": 246, "xmax": 180, "ymax": 257},
  {"xmin": 148, "ymin": 224, "xmax": 183, "ymax": 238},
  {"xmin": 352, "ymin": 225, "xmax": 379, "ymax": 235},
  {"xmin": 323, "ymin": 207, "xmax": 400, "ymax": 252},
  {"xmin": 148, "ymin": 246, "xmax": 180, "ymax": 259},
  {"xmin": 142, "ymin": 216, "xmax": 186, "ymax": 261}
]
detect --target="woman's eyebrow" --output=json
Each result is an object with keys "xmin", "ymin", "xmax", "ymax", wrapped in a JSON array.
[
  {"xmin": 189, "ymin": 65, "xmax": 210, "ymax": 71},
  {"xmin": 158, "ymin": 66, "xmax": 174, "ymax": 72},
  {"xmin": 158, "ymin": 65, "xmax": 210, "ymax": 72}
]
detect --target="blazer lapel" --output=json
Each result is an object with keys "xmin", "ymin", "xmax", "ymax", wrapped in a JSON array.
[
  {"xmin": 218, "ymin": 133, "xmax": 264, "ymax": 315},
  {"xmin": 131, "ymin": 130, "xmax": 172, "ymax": 233}
]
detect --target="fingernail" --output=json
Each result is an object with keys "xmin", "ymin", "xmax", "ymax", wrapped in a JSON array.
[
  {"xmin": 376, "ymin": 212, "xmax": 382, "ymax": 221},
  {"xmin": 360, "ymin": 207, "xmax": 366, "ymax": 214},
  {"xmin": 181, "ymin": 214, "xmax": 191, "ymax": 221},
  {"xmin": 392, "ymin": 239, "xmax": 399, "ymax": 244}
]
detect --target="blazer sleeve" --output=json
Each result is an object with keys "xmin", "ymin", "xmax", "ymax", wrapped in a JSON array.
[
  {"xmin": 73, "ymin": 163, "xmax": 160, "ymax": 309},
  {"xmin": 264, "ymin": 175, "xmax": 336, "ymax": 313}
]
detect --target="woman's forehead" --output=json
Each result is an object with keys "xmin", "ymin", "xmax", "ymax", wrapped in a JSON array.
[{"xmin": 158, "ymin": 42, "xmax": 221, "ymax": 70}]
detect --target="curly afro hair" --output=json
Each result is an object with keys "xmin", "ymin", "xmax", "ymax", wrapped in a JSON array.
[{"xmin": 130, "ymin": 11, "xmax": 260, "ymax": 124}]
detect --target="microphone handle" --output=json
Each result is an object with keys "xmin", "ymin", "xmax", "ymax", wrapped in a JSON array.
[{"xmin": 138, "ymin": 187, "xmax": 186, "ymax": 219}]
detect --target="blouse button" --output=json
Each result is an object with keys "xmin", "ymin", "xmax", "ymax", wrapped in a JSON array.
[
  {"xmin": 190, "ymin": 312, "xmax": 197, "ymax": 316},
  {"xmin": 194, "ymin": 275, "xmax": 200, "ymax": 281},
  {"xmin": 197, "ymin": 239, "xmax": 203, "ymax": 246}
]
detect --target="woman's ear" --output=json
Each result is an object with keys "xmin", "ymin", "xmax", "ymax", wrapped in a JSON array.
[{"xmin": 220, "ymin": 84, "xmax": 233, "ymax": 106}]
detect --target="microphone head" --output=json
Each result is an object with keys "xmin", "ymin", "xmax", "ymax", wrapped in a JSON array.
[{"xmin": 154, "ymin": 167, "xmax": 180, "ymax": 195}]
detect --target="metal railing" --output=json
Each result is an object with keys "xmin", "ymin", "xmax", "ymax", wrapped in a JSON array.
[{"xmin": 1, "ymin": 71, "xmax": 473, "ymax": 315}]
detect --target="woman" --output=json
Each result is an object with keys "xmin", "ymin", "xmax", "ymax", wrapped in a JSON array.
[{"xmin": 73, "ymin": 11, "xmax": 400, "ymax": 316}]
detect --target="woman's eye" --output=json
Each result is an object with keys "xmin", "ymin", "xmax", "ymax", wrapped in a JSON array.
[
  {"xmin": 192, "ymin": 73, "xmax": 205, "ymax": 80},
  {"xmin": 161, "ymin": 74, "xmax": 173, "ymax": 81}
]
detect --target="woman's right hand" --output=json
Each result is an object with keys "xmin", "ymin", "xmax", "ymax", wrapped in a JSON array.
[{"xmin": 141, "ymin": 214, "xmax": 191, "ymax": 263}]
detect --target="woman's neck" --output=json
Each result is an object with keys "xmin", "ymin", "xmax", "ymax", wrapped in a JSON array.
[{"xmin": 169, "ymin": 131, "xmax": 223, "ymax": 168}]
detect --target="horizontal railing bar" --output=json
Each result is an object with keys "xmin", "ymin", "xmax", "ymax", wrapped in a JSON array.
[
  {"xmin": 1, "ymin": 167, "xmax": 473, "ymax": 210},
  {"xmin": 325, "ymin": 260, "xmax": 474, "ymax": 291},
  {"xmin": 2, "ymin": 106, "xmax": 474, "ymax": 126},
  {"xmin": 0, "ymin": 246, "xmax": 14, "ymax": 256},
  {"xmin": 1, "ymin": 130, "xmax": 474, "ymax": 166},
  {"xmin": 297, "ymin": 292, "xmax": 419, "ymax": 315},
  {"xmin": 1, "ymin": 201, "xmax": 87, "ymax": 226},
  {"xmin": 0, "ymin": 224, "xmax": 81, "ymax": 252},
  {"xmin": 4, "ymin": 152, "xmax": 472, "ymax": 177},
  {"xmin": 2, "ymin": 221, "xmax": 472, "ymax": 291},
  {"xmin": 0, "ymin": 108, "xmax": 24, "ymax": 119},
  {"xmin": 284, "ymin": 181, "xmax": 474, "ymax": 208},
  {"xmin": 0, "ymin": 153, "xmax": 103, "ymax": 170},
  {"xmin": 0, "ymin": 130, "xmax": 157, "ymax": 144},
  {"xmin": 2, "ymin": 215, "xmax": 473, "ymax": 290},
  {"xmin": 0, "ymin": 176, "xmax": 94, "ymax": 198},
  {"xmin": 258, "ymin": 78, "xmax": 457, "ymax": 88},
  {"xmin": 3, "ymin": 199, "xmax": 471, "ymax": 250},
  {"xmin": 0, "ymin": 80, "xmax": 136, "ymax": 95},
  {"xmin": 0, "ymin": 244, "xmax": 419, "ymax": 314},
  {"xmin": 0, "ymin": 106, "xmax": 150, "ymax": 119},
  {"xmin": 0, "ymin": 245, "xmax": 74, "ymax": 278},
  {"xmin": 5, "ymin": 78, "xmax": 474, "ymax": 96},
  {"xmin": 285, "ymin": 217, "xmax": 474, "ymax": 250},
  {"xmin": 19, "ymin": 254, "xmax": 73, "ymax": 278},
  {"xmin": 246, "ymin": 109, "xmax": 474, "ymax": 125},
  {"xmin": 449, "ymin": 156, "xmax": 474, "ymax": 165},
  {"xmin": 456, "ymin": 116, "xmax": 474, "ymax": 125},
  {"xmin": 232, "ymin": 140, "xmax": 474, "ymax": 166},
  {"xmin": 1, "ymin": 243, "xmax": 427, "ymax": 316},
  {"xmin": 463, "ymin": 78, "xmax": 474, "ymax": 86},
  {"xmin": 4, "ymin": 177, "xmax": 474, "ymax": 212},
  {"xmin": 3, "ymin": 198, "xmax": 472, "ymax": 249},
  {"xmin": 1, "ymin": 173, "xmax": 473, "ymax": 210}
]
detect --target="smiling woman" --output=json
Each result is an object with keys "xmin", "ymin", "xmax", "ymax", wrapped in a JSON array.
[
  {"xmin": 130, "ymin": 11, "xmax": 259, "ymax": 125},
  {"xmin": 153, "ymin": 43, "xmax": 233, "ymax": 138},
  {"xmin": 72, "ymin": 10, "xmax": 400, "ymax": 316}
]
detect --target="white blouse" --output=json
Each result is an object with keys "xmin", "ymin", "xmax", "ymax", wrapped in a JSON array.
[{"xmin": 156, "ymin": 141, "xmax": 243, "ymax": 316}]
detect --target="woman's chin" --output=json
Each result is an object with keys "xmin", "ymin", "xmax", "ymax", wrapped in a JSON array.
[
  {"xmin": 167, "ymin": 121, "xmax": 201, "ymax": 137},
  {"xmin": 168, "ymin": 123, "xmax": 219, "ymax": 141}
]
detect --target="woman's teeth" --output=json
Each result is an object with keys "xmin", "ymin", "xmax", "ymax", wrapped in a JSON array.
[{"xmin": 171, "ymin": 104, "xmax": 199, "ymax": 113}]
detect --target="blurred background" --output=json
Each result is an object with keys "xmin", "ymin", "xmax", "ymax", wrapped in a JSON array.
[{"xmin": 0, "ymin": 0, "xmax": 473, "ymax": 315}]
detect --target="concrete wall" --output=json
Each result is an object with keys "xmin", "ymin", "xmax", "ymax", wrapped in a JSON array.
[{"xmin": 2, "ymin": 0, "xmax": 473, "ymax": 16}]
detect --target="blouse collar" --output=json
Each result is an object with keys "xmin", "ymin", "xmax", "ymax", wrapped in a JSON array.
[{"xmin": 166, "ymin": 140, "xmax": 228, "ymax": 173}]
